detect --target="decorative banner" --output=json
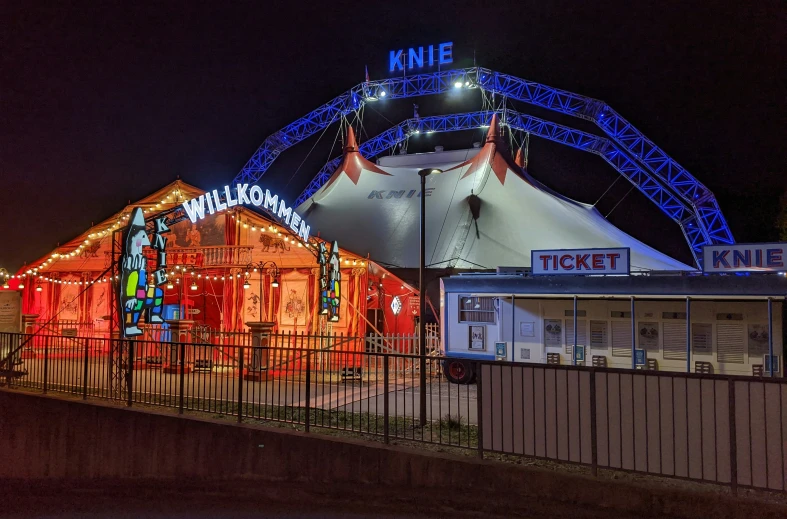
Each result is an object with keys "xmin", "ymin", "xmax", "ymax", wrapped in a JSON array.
[
  {"xmin": 244, "ymin": 277, "xmax": 263, "ymax": 322},
  {"xmin": 279, "ymin": 271, "xmax": 309, "ymax": 328},
  {"xmin": 702, "ymin": 243, "xmax": 786, "ymax": 273},
  {"xmin": 118, "ymin": 208, "xmax": 169, "ymax": 338},
  {"xmin": 58, "ymin": 275, "xmax": 79, "ymax": 321},
  {"xmin": 317, "ymin": 241, "xmax": 341, "ymax": 322},
  {"xmin": 531, "ymin": 248, "xmax": 630, "ymax": 275}
]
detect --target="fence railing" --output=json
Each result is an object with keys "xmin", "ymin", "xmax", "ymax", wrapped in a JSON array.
[{"xmin": 1, "ymin": 331, "xmax": 784, "ymax": 495}]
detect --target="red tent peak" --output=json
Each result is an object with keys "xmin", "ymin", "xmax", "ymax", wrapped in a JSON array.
[
  {"xmin": 344, "ymin": 126, "xmax": 359, "ymax": 153},
  {"xmin": 485, "ymin": 114, "xmax": 502, "ymax": 144}
]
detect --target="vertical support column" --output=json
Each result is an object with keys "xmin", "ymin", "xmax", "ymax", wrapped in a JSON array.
[
  {"xmin": 237, "ymin": 346, "xmax": 244, "ymax": 422},
  {"xmin": 163, "ymin": 319, "xmax": 194, "ymax": 374},
  {"xmin": 21, "ymin": 314, "xmax": 39, "ymax": 359},
  {"xmin": 42, "ymin": 336, "xmax": 49, "ymax": 394},
  {"xmin": 305, "ymin": 348, "xmax": 311, "ymax": 432},
  {"xmin": 630, "ymin": 296, "xmax": 636, "ymax": 370},
  {"xmin": 686, "ymin": 297, "xmax": 692, "ymax": 373},
  {"xmin": 418, "ymin": 169, "xmax": 428, "ymax": 427},
  {"xmin": 767, "ymin": 298, "xmax": 774, "ymax": 377},
  {"xmin": 573, "ymin": 295, "xmax": 578, "ymax": 366},
  {"xmin": 476, "ymin": 361, "xmax": 484, "ymax": 459},
  {"xmin": 511, "ymin": 295, "xmax": 516, "ymax": 362},
  {"xmin": 383, "ymin": 354, "xmax": 390, "ymax": 444},
  {"xmin": 245, "ymin": 321, "xmax": 274, "ymax": 381},
  {"xmin": 590, "ymin": 368, "xmax": 598, "ymax": 477},
  {"xmin": 728, "ymin": 377, "xmax": 738, "ymax": 495}
]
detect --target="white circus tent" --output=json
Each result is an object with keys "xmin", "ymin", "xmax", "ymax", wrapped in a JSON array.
[{"xmin": 297, "ymin": 116, "xmax": 691, "ymax": 272}]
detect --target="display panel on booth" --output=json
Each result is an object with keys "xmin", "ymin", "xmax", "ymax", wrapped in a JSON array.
[
  {"xmin": 702, "ymin": 243, "xmax": 786, "ymax": 273},
  {"xmin": 531, "ymin": 248, "xmax": 630, "ymax": 276}
]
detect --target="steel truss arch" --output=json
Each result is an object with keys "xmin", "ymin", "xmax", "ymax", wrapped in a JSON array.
[
  {"xmin": 234, "ymin": 67, "xmax": 733, "ymax": 263},
  {"xmin": 293, "ymin": 110, "xmax": 705, "ymax": 266}
]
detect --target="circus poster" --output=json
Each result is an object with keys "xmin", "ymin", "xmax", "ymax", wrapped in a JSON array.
[
  {"xmin": 278, "ymin": 271, "xmax": 309, "ymax": 330},
  {"xmin": 171, "ymin": 213, "xmax": 225, "ymax": 248},
  {"xmin": 90, "ymin": 281, "xmax": 111, "ymax": 329},
  {"xmin": 58, "ymin": 276, "xmax": 80, "ymax": 321}
]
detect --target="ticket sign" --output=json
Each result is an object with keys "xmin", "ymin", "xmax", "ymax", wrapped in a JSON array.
[
  {"xmin": 702, "ymin": 243, "xmax": 787, "ymax": 273},
  {"xmin": 531, "ymin": 248, "xmax": 630, "ymax": 276}
]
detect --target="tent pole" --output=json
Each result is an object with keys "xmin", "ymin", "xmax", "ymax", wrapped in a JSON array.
[
  {"xmin": 686, "ymin": 297, "xmax": 691, "ymax": 373},
  {"xmin": 512, "ymin": 294, "xmax": 516, "ymax": 362},
  {"xmin": 768, "ymin": 297, "xmax": 774, "ymax": 377},
  {"xmin": 630, "ymin": 296, "xmax": 636, "ymax": 370},
  {"xmin": 573, "ymin": 296, "xmax": 578, "ymax": 366}
]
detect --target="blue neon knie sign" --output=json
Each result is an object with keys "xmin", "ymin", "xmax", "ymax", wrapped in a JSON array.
[{"xmin": 389, "ymin": 42, "xmax": 453, "ymax": 73}]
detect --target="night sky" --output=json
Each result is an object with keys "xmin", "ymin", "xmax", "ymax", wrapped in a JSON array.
[{"xmin": 2, "ymin": 1, "xmax": 784, "ymax": 271}]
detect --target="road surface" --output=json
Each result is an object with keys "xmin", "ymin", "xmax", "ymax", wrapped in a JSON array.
[{"xmin": 2, "ymin": 480, "xmax": 647, "ymax": 518}]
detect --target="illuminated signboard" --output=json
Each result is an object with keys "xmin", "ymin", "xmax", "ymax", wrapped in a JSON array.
[
  {"xmin": 181, "ymin": 184, "xmax": 310, "ymax": 242},
  {"xmin": 119, "ymin": 208, "xmax": 169, "ymax": 338},
  {"xmin": 389, "ymin": 42, "xmax": 453, "ymax": 73},
  {"xmin": 702, "ymin": 243, "xmax": 786, "ymax": 273},
  {"xmin": 531, "ymin": 248, "xmax": 630, "ymax": 276}
]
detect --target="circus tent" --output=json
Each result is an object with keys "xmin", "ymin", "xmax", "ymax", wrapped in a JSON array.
[{"xmin": 297, "ymin": 116, "xmax": 691, "ymax": 272}]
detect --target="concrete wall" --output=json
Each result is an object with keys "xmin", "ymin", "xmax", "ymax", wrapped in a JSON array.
[{"xmin": 0, "ymin": 390, "xmax": 784, "ymax": 519}]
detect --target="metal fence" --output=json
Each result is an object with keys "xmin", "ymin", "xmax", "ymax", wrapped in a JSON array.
[
  {"xmin": 479, "ymin": 362, "xmax": 787, "ymax": 493},
  {"xmin": 1, "ymin": 331, "xmax": 785, "ymax": 494}
]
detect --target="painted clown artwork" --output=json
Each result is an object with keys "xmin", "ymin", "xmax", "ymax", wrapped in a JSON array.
[
  {"xmin": 119, "ymin": 208, "xmax": 167, "ymax": 337},
  {"xmin": 318, "ymin": 240, "xmax": 341, "ymax": 322}
]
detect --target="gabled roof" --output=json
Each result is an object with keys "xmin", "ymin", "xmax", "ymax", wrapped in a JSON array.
[{"xmin": 19, "ymin": 180, "xmax": 205, "ymax": 275}]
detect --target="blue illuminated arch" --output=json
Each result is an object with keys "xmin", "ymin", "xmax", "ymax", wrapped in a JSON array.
[{"xmin": 233, "ymin": 67, "xmax": 734, "ymax": 266}]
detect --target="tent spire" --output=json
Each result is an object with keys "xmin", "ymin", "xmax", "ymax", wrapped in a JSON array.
[
  {"xmin": 344, "ymin": 126, "xmax": 359, "ymax": 154},
  {"xmin": 485, "ymin": 114, "xmax": 502, "ymax": 144}
]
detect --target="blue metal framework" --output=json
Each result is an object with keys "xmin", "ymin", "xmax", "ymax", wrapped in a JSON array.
[
  {"xmin": 234, "ymin": 67, "xmax": 734, "ymax": 265},
  {"xmin": 292, "ymin": 110, "xmax": 706, "ymax": 265}
]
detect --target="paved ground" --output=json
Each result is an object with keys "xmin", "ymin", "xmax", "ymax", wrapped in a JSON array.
[{"xmin": 1, "ymin": 480, "xmax": 646, "ymax": 519}]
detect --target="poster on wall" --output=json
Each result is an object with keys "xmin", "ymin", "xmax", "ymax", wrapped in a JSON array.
[
  {"xmin": 171, "ymin": 215, "xmax": 225, "ymax": 248},
  {"xmin": 747, "ymin": 324, "xmax": 769, "ymax": 356},
  {"xmin": 0, "ymin": 292, "xmax": 22, "ymax": 333},
  {"xmin": 692, "ymin": 323, "xmax": 713, "ymax": 354},
  {"xmin": 544, "ymin": 319, "xmax": 562, "ymax": 347},
  {"xmin": 520, "ymin": 321, "xmax": 535, "ymax": 337},
  {"xmin": 278, "ymin": 272, "xmax": 309, "ymax": 331},
  {"xmin": 638, "ymin": 322, "xmax": 659, "ymax": 351},
  {"xmin": 469, "ymin": 325, "xmax": 485, "ymax": 350},
  {"xmin": 59, "ymin": 278, "xmax": 80, "ymax": 321}
]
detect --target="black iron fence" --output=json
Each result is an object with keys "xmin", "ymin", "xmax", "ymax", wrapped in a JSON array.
[{"xmin": 1, "ymin": 332, "xmax": 784, "ymax": 494}]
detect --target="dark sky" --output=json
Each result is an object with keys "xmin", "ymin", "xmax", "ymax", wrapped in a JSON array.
[{"xmin": 2, "ymin": 1, "xmax": 785, "ymax": 271}]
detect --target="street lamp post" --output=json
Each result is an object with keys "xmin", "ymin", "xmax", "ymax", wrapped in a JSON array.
[{"xmin": 418, "ymin": 168, "xmax": 441, "ymax": 427}]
